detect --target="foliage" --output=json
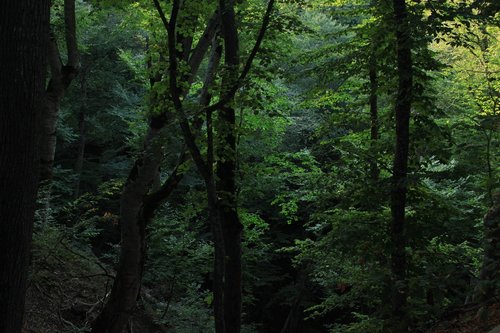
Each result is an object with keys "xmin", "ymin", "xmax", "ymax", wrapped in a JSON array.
[{"xmin": 23, "ymin": 0, "xmax": 500, "ymax": 332}]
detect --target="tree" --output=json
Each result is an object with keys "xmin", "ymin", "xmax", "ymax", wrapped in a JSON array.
[
  {"xmin": 90, "ymin": 3, "xmax": 218, "ymax": 332},
  {"xmin": 475, "ymin": 191, "xmax": 500, "ymax": 303},
  {"xmin": 389, "ymin": 0, "xmax": 413, "ymax": 331},
  {"xmin": 161, "ymin": 0, "xmax": 275, "ymax": 330},
  {"xmin": 11, "ymin": 0, "xmax": 500, "ymax": 332},
  {"xmin": 0, "ymin": 0, "xmax": 50, "ymax": 332},
  {"xmin": 40, "ymin": 0, "xmax": 80, "ymax": 181}
]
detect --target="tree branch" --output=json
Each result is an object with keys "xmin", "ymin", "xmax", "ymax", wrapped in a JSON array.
[
  {"xmin": 165, "ymin": 0, "xmax": 212, "ymax": 183},
  {"xmin": 144, "ymin": 26, "xmax": 222, "ymax": 216},
  {"xmin": 204, "ymin": 0, "xmax": 275, "ymax": 113},
  {"xmin": 188, "ymin": 14, "xmax": 219, "ymax": 78},
  {"xmin": 142, "ymin": 150, "xmax": 189, "ymax": 222},
  {"xmin": 152, "ymin": 0, "xmax": 169, "ymax": 32}
]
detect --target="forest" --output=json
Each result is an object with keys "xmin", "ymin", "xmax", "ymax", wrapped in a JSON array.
[{"xmin": 0, "ymin": 0, "xmax": 499, "ymax": 332}]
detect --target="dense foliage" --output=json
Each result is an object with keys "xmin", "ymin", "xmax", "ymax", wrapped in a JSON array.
[{"xmin": 20, "ymin": 0, "xmax": 499, "ymax": 332}]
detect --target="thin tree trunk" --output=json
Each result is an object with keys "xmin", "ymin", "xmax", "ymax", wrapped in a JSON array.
[
  {"xmin": 158, "ymin": 3, "xmax": 226, "ymax": 331},
  {"xmin": 485, "ymin": 131, "xmax": 493, "ymax": 206},
  {"xmin": 369, "ymin": 54, "xmax": 380, "ymax": 182},
  {"xmin": 474, "ymin": 194, "xmax": 500, "ymax": 303},
  {"xmin": 0, "ymin": 0, "xmax": 50, "ymax": 332},
  {"xmin": 74, "ymin": 76, "xmax": 87, "ymax": 199},
  {"xmin": 39, "ymin": 0, "xmax": 79, "ymax": 226},
  {"xmin": 218, "ymin": 1, "xmax": 243, "ymax": 331},
  {"xmin": 203, "ymin": 40, "xmax": 227, "ymax": 333},
  {"xmin": 162, "ymin": 1, "xmax": 275, "ymax": 331},
  {"xmin": 390, "ymin": 0, "xmax": 413, "ymax": 331},
  {"xmin": 477, "ymin": 28, "xmax": 496, "ymax": 206},
  {"xmin": 40, "ymin": 0, "xmax": 79, "ymax": 181}
]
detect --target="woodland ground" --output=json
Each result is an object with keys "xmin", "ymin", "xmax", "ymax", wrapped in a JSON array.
[{"xmin": 23, "ymin": 245, "xmax": 500, "ymax": 333}]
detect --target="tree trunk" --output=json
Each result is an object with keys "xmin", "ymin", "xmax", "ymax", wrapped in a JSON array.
[
  {"xmin": 369, "ymin": 54, "xmax": 380, "ymax": 182},
  {"xmin": 91, "ymin": 8, "xmax": 219, "ymax": 330},
  {"xmin": 91, "ymin": 127, "xmax": 164, "ymax": 333},
  {"xmin": 164, "ymin": 1, "xmax": 274, "ymax": 331},
  {"xmin": 204, "ymin": 41, "xmax": 227, "ymax": 333},
  {"xmin": 390, "ymin": 0, "xmax": 413, "ymax": 331},
  {"xmin": 40, "ymin": 0, "xmax": 79, "ymax": 181},
  {"xmin": 74, "ymin": 76, "xmax": 87, "ymax": 199},
  {"xmin": 90, "ymin": 130, "xmax": 188, "ymax": 333},
  {"xmin": 0, "ymin": 0, "xmax": 50, "ymax": 332},
  {"xmin": 474, "ymin": 192, "xmax": 500, "ymax": 303},
  {"xmin": 218, "ymin": 1, "xmax": 243, "ymax": 331}
]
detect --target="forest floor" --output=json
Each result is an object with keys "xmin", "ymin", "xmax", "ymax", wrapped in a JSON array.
[
  {"xmin": 427, "ymin": 302, "xmax": 500, "ymax": 333},
  {"xmin": 24, "ymin": 268, "xmax": 161, "ymax": 333},
  {"xmin": 23, "ymin": 240, "xmax": 162, "ymax": 333},
  {"xmin": 23, "ymin": 237, "xmax": 499, "ymax": 333}
]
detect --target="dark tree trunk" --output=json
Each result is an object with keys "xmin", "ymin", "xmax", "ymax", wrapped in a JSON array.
[
  {"xmin": 0, "ymin": 0, "xmax": 50, "ymax": 332},
  {"xmin": 91, "ymin": 8, "xmax": 218, "ymax": 330},
  {"xmin": 390, "ymin": 0, "xmax": 413, "ymax": 331},
  {"xmin": 204, "ymin": 41, "xmax": 227, "ymax": 333},
  {"xmin": 474, "ymin": 193, "xmax": 500, "ymax": 303},
  {"xmin": 369, "ymin": 54, "xmax": 380, "ymax": 182},
  {"xmin": 218, "ymin": 194, "xmax": 243, "ymax": 333},
  {"xmin": 74, "ymin": 76, "xmax": 87, "ymax": 199},
  {"xmin": 163, "ymin": 1, "xmax": 275, "ymax": 331},
  {"xmin": 91, "ymin": 128, "xmax": 188, "ymax": 333},
  {"xmin": 90, "ymin": 132, "xmax": 186, "ymax": 333},
  {"xmin": 40, "ymin": 0, "xmax": 79, "ymax": 181},
  {"xmin": 90, "ymin": 128, "xmax": 164, "ymax": 333},
  {"xmin": 218, "ymin": 1, "xmax": 243, "ymax": 331}
]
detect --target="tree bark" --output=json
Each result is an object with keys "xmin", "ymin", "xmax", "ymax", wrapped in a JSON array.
[
  {"xmin": 90, "ymin": 113, "xmax": 190, "ymax": 333},
  {"xmin": 390, "ymin": 0, "xmax": 413, "ymax": 331},
  {"xmin": 218, "ymin": 1, "xmax": 243, "ymax": 331},
  {"xmin": 40, "ymin": 0, "xmax": 79, "ymax": 181},
  {"xmin": 204, "ymin": 40, "xmax": 227, "ymax": 333},
  {"xmin": 0, "ymin": 0, "xmax": 50, "ymax": 332},
  {"xmin": 474, "ymin": 192, "xmax": 500, "ymax": 303},
  {"xmin": 74, "ymin": 76, "xmax": 87, "ymax": 199},
  {"xmin": 369, "ymin": 54, "xmax": 380, "ymax": 182},
  {"xmin": 91, "ymin": 128, "xmax": 163, "ymax": 333}
]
